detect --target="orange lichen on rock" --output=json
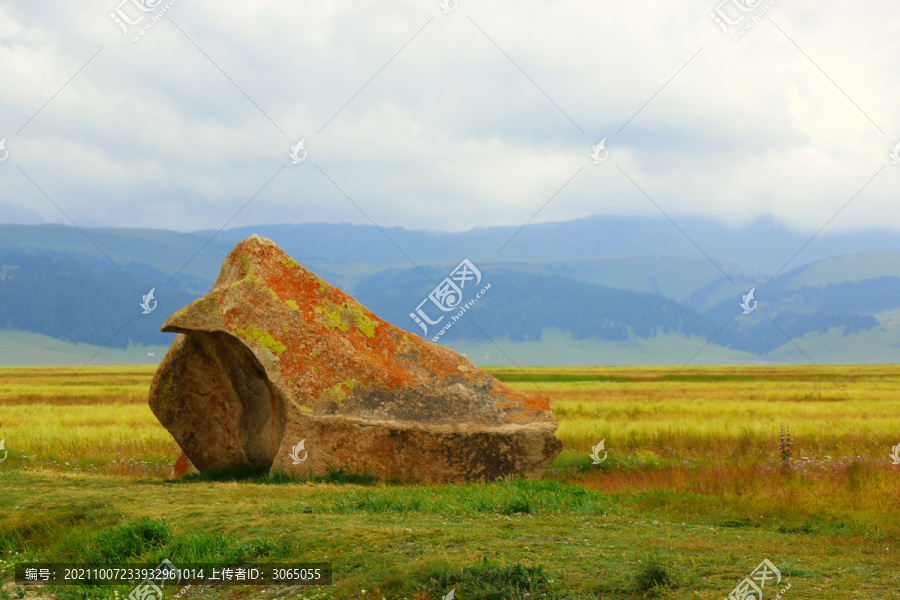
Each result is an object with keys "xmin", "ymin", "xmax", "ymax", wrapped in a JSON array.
[
  {"xmin": 149, "ymin": 234, "xmax": 562, "ymax": 483},
  {"xmin": 171, "ymin": 451, "xmax": 199, "ymax": 478}
]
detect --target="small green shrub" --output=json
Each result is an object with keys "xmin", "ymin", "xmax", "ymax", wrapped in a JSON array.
[{"xmin": 633, "ymin": 550, "xmax": 679, "ymax": 594}]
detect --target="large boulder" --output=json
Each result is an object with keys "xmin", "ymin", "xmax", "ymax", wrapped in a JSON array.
[{"xmin": 149, "ymin": 235, "xmax": 562, "ymax": 483}]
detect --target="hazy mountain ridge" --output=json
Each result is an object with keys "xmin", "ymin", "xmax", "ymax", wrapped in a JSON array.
[
  {"xmin": 352, "ymin": 268, "xmax": 884, "ymax": 355},
  {"xmin": 354, "ymin": 269, "xmax": 717, "ymax": 343},
  {"xmin": 0, "ymin": 223, "xmax": 232, "ymax": 289},
  {"xmin": 196, "ymin": 215, "xmax": 900, "ymax": 272},
  {"xmin": 0, "ymin": 253, "xmax": 189, "ymax": 349},
  {"xmin": 2, "ymin": 218, "xmax": 900, "ymax": 364}
]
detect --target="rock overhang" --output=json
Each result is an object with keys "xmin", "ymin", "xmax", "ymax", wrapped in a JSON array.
[{"xmin": 149, "ymin": 234, "xmax": 562, "ymax": 482}]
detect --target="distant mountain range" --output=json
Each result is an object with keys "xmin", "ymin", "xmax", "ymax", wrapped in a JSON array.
[
  {"xmin": 197, "ymin": 215, "xmax": 900, "ymax": 274},
  {"xmin": 0, "ymin": 252, "xmax": 195, "ymax": 349},
  {"xmin": 2, "ymin": 216, "xmax": 900, "ymax": 365},
  {"xmin": 353, "ymin": 267, "xmax": 883, "ymax": 355}
]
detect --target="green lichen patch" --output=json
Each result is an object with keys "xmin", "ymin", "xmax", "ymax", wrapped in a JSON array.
[
  {"xmin": 239, "ymin": 255, "xmax": 266, "ymax": 287},
  {"xmin": 286, "ymin": 299, "xmax": 299, "ymax": 311},
  {"xmin": 397, "ymin": 333, "xmax": 416, "ymax": 353},
  {"xmin": 300, "ymin": 405, "xmax": 313, "ymax": 415},
  {"xmin": 173, "ymin": 296, "xmax": 216, "ymax": 318},
  {"xmin": 236, "ymin": 325, "xmax": 287, "ymax": 356},
  {"xmin": 189, "ymin": 297, "xmax": 218, "ymax": 314},
  {"xmin": 315, "ymin": 299, "xmax": 379, "ymax": 338},
  {"xmin": 321, "ymin": 379, "xmax": 358, "ymax": 408},
  {"xmin": 282, "ymin": 257, "xmax": 301, "ymax": 269}
]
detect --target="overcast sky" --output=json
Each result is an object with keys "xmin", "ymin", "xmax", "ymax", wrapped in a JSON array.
[{"xmin": 1, "ymin": 0, "xmax": 898, "ymax": 235}]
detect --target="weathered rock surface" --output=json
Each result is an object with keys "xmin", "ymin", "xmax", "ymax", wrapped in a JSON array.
[
  {"xmin": 149, "ymin": 235, "xmax": 562, "ymax": 483},
  {"xmin": 171, "ymin": 450, "xmax": 199, "ymax": 478}
]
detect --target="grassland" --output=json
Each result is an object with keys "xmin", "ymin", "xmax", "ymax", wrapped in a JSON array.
[
  {"xmin": 0, "ymin": 331, "xmax": 168, "ymax": 368},
  {"xmin": 444, "ymin": 324, "xmax": 900, "ymax": 366},
  {"xmin": 1, "ymin": 365, "xmax": 899, "ymax": 599}
]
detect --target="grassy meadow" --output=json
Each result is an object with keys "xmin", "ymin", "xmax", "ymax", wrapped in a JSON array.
[{"xmin": 0, "ymin": 365, "xmax": 899, "ymax": 599}]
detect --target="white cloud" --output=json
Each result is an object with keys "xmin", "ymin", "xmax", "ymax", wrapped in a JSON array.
[{"xmin": 0, "ymin": 0, "xmax": 898, "ymax": 234}]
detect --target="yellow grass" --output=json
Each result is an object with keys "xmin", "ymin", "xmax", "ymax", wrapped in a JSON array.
[
  {"xmin": 1, "ymin": 365, "xmax": 899, "ymax": 597},
  {"xmin": 0, "ymin": 364, "xmax": 897, "ymax": 488}
]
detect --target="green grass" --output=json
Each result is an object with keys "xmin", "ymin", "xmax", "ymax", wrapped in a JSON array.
[
  {"xmin": 2, "ymin": 469, "xmax": 897, "ymax": 599},
  {"xmin": 1, "ymin": 365, "xmax": 899, "ymax": 598},
  {"xmin": 632, "ymin": 550, "xmax": 683, "ymax": 595}
]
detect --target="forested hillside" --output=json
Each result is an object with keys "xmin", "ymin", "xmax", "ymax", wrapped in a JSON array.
[{"xmin": 0, "ymin": 253, "xmax": 191, "ymax": 348}]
